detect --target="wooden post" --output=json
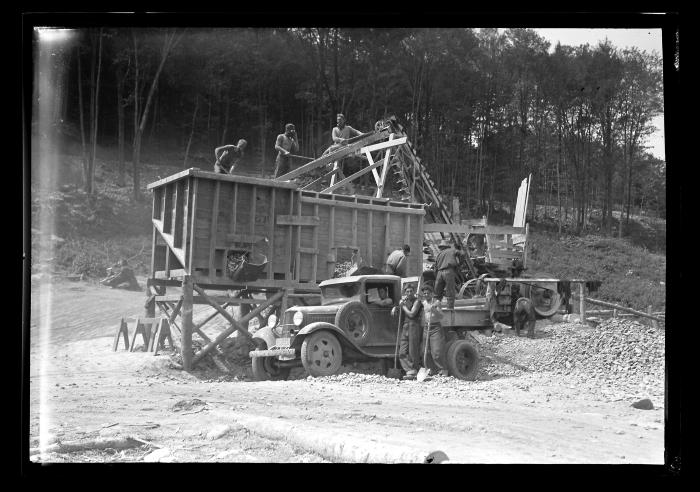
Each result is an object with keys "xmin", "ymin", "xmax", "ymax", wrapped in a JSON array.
[
  {"xmin": 181, "ymin": 275, "xmax": 194, "ymax": 371},
  {"xmin": 613, "ymin": 308, "xmax": 617, "ymax": 318},
  {"xmin": 191, "ymin": 288, "xmax": 285, "ymax": 365},
  {"xmin": 268, "ymin": 188, "xmax": 276, "ymax": 280},
  {"xmin": 579, "ymin": 282, "xmax": 586, "ymax": 322},
  {"xmin": 312, "ymin": 202, "xmax": 319, "ymax": 282}
]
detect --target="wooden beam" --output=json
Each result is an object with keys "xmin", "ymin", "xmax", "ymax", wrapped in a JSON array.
[
  {"xmin": 181, "ymin": 179, "xmax": 191, "ymax": 269},
  {"xmin": 152, "ymin": 220, "xmax": 187, "ymax": 268},
  {"xmin": 328, "ymin": 198, "xmax": 336, "ymax": 277},
  {"xmin": 375, "ymin": 134, "xmax": 395, "ymax": 198},
  {"xmin": 367, "ymin": 210, "xmax": 373, "ymax": 268},
  {"xmin": 352, "ymin": 208, "xmax": 358, "ymax": 249},
  {"xmin": 268, "ymin": 188, "xmax": 275, "ymax": 279},
  {"xmin": 312, "ymin": 203, "xmax": 319, "ymax": 282},
  {"xmin": 301, "ymin": 168, "xmax": 341, "ymax": 190},
  {"xmin": 208, "ymin": 180, "xmax": 220, "ymax": 278},
  {"xmin": 574, "ymin": 296, "xmax": 664, "ymax": 322},
  {"xmin": 320, "ymin": 158, "xmax": 385, "ymax": 194},
  {"xmin": 384, "ymin": 211, "xmax": 391, "ymax": 260},
  {"xmin": 187, "ymin": 178, "xmax": 198, "ymax": 272},
  {"xmin": 148, "ymin": 168, "xmax": 298, "ymax": 191},
  {"xmin": 181, "ymin": 276, "xmax": 194, "ymax": 371},
  {"xmin": 361, "ymin": 135, "xmax": 406, "ymax": 153},
  {"xmin": 191, "ymin": 288, "xmax": 286, "ymax": 364},
  {"xmin": 423, "ymin": 223, "xmax": 500, "ymax": 234},
  {"xmin": 300, "ymin": 196, "xmax": 425, "ymax": 215},
  {"xmin": 275, "ymin": 132, "xmax": 387, "ymax": 181},
  {"xmin": 287, "ymin": 189, "xmax": 294, "ymax": 278},
  {"xmin": 226, "ymin": 233, "xmax": 267, "ymax": 244},
  {"xmin": 295, "ymin": 191, "xmax": 302, "ymax": 280},
  {"xmin": 276, "ymin": 215, "xmax": 320, "ymax": 226},
  {"xmin": 194, "ymin": 302, "xmax": 232, "ymax": 331}
]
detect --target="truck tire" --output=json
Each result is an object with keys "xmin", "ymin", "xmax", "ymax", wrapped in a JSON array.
[
  {"xmin": 251, "ymin": 340, "xmax": 291, "ymax": 381},
  {"xmin": 446, "ymin": 340, "xmax": 479, "ymax": 381},
  {"xmin": 301, "ymin": 330, "xmax": 343, "ymax": 377},
  {"xmin": 334, "ymin": 301, "xmax": 371, "ymax": 346}
]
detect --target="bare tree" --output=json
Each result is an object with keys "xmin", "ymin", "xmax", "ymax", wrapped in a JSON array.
[{"xmin": 131, "ymin": 28, "xmax": 182, "ymax": 200}]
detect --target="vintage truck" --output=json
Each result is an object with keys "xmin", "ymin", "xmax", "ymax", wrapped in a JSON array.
[{"xmin": 248, "ymin": 273, "xmax": 498, "ymax": 381}]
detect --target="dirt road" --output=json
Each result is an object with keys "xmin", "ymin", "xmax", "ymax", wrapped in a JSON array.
[{"xmin": 28, "ymin": 278, "xmax": 665, "ymax": 464}]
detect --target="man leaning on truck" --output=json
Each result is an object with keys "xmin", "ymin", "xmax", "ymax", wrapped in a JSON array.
[{"xmin": 385, "ymin": 244, "xmax": 411, "ymax": 277}]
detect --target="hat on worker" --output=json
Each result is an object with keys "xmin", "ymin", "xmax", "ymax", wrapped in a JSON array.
[
  {"xmin": 285, "ymin": 123, "xmax": 295, "ymax": 131},
  {"xmin": 438, "ymin": 239, "xmax": 451, "ymax": 249}
]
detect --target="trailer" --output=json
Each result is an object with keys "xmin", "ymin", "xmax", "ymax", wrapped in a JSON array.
[{"xmin": 144, "ymin": 168, "xmax": 425, "ymax": 370}]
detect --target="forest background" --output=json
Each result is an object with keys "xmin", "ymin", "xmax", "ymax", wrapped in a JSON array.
[{"xmin": 30, "ymin": 26, "xmax": 668, "ymax": 309}]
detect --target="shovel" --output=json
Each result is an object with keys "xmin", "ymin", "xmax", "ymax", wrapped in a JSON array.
[
  {"xmin": 417, "ymin": 325, "xmax": 431, "ymax": 382},
  {"xmin": 387, "ymin": 308, "xmax": 403, "ymax": 379}
]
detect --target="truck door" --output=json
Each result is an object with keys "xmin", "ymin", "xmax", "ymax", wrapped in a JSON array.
[{"xmin": 365, "ymin": 282, "xmax": 398, "ymax": 347}]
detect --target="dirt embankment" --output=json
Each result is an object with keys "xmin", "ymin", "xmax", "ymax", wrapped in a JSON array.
[{"xmin": 28, "ymin": 278, "xmax": 665, "ymax": 464}]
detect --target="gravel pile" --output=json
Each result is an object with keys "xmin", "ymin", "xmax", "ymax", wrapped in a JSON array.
[{"xmin": 478, "ymin": 319, "xmax": 665, "ymax": 391}]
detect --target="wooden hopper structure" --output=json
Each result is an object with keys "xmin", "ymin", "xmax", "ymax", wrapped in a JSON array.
[{"xmin": 145, "ymin": 168, "xmax": 425, "ymax": 370}]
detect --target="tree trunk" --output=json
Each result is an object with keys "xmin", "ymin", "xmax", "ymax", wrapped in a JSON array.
[
  {"xmin": 116, "ymin": 67, "xmax": 126, "ymax": 186},
  {"xmin": 183, "ymin": 95, "xmax": 199, "ymax": 169},
  {"xmin": 77, "ymin": 45, "xmax": 89, "ymax": 191},
  {"xmin": 220, "ymin": 91, "xmax": 230, "ymax": 146},
  {"xmin": 88, "ymin": 29, "xmax": 103, "ymax": 196},
  {"xmin": 132, "ymin": 29, "xmax": 180, "ymax": 201}
]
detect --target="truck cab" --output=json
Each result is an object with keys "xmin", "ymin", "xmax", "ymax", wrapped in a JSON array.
[{"xmin": 249, "ymin": 275, "xmax": 403, "ymax": 379}]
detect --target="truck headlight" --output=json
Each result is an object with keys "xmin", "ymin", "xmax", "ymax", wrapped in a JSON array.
[
  {"xmin": 293, "ymin": 311, "xmax": 304, "ymax": 326},
  {"xmin": 267, "ymin": 314, "xmax": 278, "ymax": 328}
]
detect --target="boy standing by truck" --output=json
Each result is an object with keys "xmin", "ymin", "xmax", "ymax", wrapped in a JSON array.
[
  {"xmin": 420, "ymin": 284, "xmax": 448, "ymax": 376},
  {"xmin": 397, "ymin": 284, "xmax": 423, "ymax": 380}
]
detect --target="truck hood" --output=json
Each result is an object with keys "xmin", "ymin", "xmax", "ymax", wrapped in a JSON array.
[{"xmin": 287, "ymin": 305, "xmax": 341, "ymax": 316}]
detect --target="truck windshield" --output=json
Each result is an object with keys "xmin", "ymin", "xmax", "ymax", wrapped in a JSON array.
[{"xmin": 321, "ymin": 283, "xmax": 361, "ymax": 305}]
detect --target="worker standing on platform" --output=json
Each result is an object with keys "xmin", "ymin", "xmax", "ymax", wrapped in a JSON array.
[
  {"xmin": 331, "ymin": 114, "xmax": 365, "ymax": 190},
  {"xmin": 384, "ymin": 244, "xmax": 411, "ymax": 278},
  {"xmin": 274, "ymin": 123, "xmax": 300, "ymax": 179},
  {"xmin": 434, "ymin": 239, "xmax": 464, "ymax": 309},
  {"xmin": 214, "ymin": 139, "xmax": 247, "ymax": 174}
]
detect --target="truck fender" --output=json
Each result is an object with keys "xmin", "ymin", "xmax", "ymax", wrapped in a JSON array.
[
  {"xmin": 252, "ymin": 326, "xmax": 277, "ymax": 350},
  {"xmin": 292, "ymin": 322, "xmax": 365, "ymax": 359}
]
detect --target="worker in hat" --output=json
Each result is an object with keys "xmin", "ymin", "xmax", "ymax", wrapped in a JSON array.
[
  {"xmin": 433, "ymin": 239, "xmax": 465, "ymax": 309},
  {"xmin": 214, "ymin": 139, "xmax": 247, "ymax": 175},
  {"xmin": 274, "ymin": 123, "xmax": 300, "ymax": 179}
]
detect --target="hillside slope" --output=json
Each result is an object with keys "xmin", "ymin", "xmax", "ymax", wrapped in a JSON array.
[{"xmin": 30, "ymin": 146, "xmax": 666, "ymax": 312}]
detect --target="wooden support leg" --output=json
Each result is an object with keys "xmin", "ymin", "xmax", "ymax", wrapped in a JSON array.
[
  {"xmin": 112, "ymin": 319, "xmax": 130, "ymax": 351},
  {"xmin": 129, "ymin": 318, "xmax": 151, "ymax": 352},
  {"xmin": 153, "ymin": 319, "xmax": 174, "ymax": 356},
  {"xmin": 191, "ymin": 287, "xmax": 285, "ymax": 365},
  {"xmin": 578, "ymin": 282, "xmax": 586, "ymax": 321},
  {"xmin": 181, "ymin": 276, "xmax": 194, "ymax": 371}
]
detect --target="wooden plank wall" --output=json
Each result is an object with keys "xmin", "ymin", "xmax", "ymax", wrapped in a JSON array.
[
  {"xmin": 151, "ymin": 173, "xmax": 424, "ymax": 284},
  {"xmin": 296, "ymin": 192, "xmax": 424, "ymax": 282}
]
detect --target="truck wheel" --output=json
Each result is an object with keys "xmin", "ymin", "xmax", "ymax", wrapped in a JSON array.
[
  {"xmin": 301, "ymin": 331, "xmax": 343, "ymax": 377},
  {"xmin": 251, "ymin": 341, "xmax": 290, "ymax": 381},
  {"xmin": 446, "ymin": 340, "xmax": 479, "ymax": 381},
  {"xmin": 335, "ymin": 301, "xmax": 371, "ymax": 346}
]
